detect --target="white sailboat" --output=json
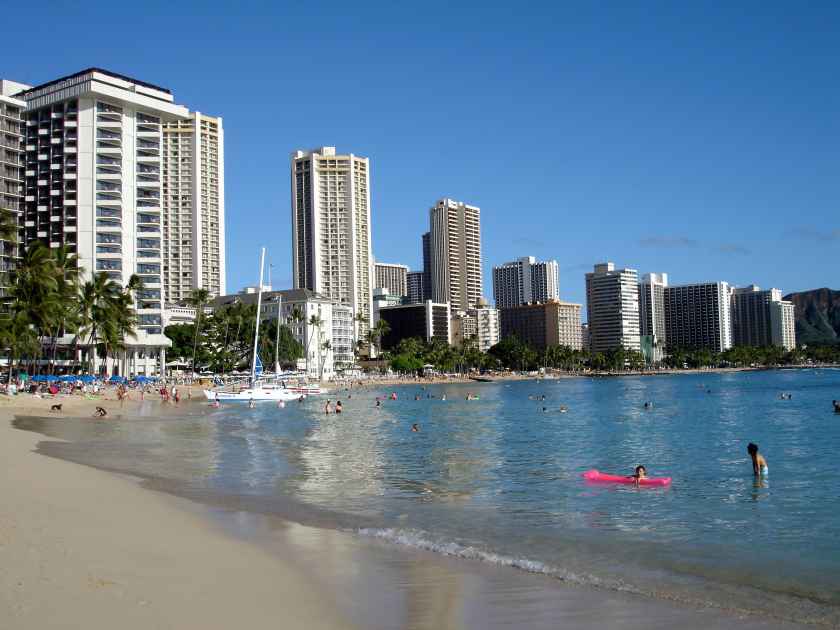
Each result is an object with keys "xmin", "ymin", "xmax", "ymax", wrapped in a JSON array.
[{"xmin": 203, "ymin": 249, "xmax": 299, "ymax": 403}]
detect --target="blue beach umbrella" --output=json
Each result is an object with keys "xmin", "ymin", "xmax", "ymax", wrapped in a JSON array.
[{"xmin": 79, "ymin": 375, "xmax": 96, "ymax": 383}]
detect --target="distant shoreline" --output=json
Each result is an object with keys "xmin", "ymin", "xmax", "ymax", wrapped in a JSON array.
[{"xmin": 334, "ymin": 363, "xmax": 840, "ymax": 388}]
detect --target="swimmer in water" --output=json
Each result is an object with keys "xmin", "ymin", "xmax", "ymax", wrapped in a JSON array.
[
  {"xmin": 630, "ymin": 465, "xmax": 647, "ymax": 487},
  {"xmin": 375, "ymin": 399, "xmax": 381, "ymax": 408},
  {"xmin": 248, "ymin": 398, "xmax": 256, "ymax": 409},
  {"xmin": 324, "ymin": 400, "xmax": 332, "ymax": 414},
  {"xmin": 747, "ymin": 443, "xmax": 768, "ymax": 476},
  {"xmin": 411, "ymin": 423, "xmax": 419, "ymax": 432},
  {"xmin": 335, "ymin": 400, "xmax": 343, "ymax": 414}
]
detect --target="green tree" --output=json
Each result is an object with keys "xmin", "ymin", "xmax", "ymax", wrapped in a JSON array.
[{"xmin": 187, "ymin": 288, "xmax": 211, "ymax": 375}]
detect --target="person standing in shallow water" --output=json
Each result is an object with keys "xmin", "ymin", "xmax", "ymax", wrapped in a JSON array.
[{"xmin": 748, "ymin": 443, "xmax": 768, "ymax": 476}]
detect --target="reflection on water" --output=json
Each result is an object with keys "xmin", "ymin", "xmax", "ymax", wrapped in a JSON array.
[{"xmin": 14, "ymin": 368, "xmax": 840, "ymax": 627}]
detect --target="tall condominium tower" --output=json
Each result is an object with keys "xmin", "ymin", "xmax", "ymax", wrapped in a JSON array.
[
  {"xmin": 428, "ymin": 198, "xmax": 482, "ymax": 311},
  {"xmin": 421, "ymin": 231, "xmax": 431, "ymax": 301},
  {"xmin": 664, "ymin": 282, "xmax": 733, "ymax": 353},
  {"xmin": 492, "ymin": 256, "xmax": 559, "ymax": 308},
  {"xmin": 769, "ymin": 300, "xmax": 796, "ymax": 350},
  {"xmin": 162, "ymin": 112, "xmax": 225, "ymax": 304},
  {"xmin": 374, "ymin": 262, "xmax": 408, "ymax": 298},
  {"xmin": 638, "ymin": 272, "xmax": 668, "ymax": 362},
  {"xmin": 291, "ymin": 147, "xmax": 373, "ymax": 337},
  {"xmin": 731, "ymin": 285, "xmax": 780, "ymax": 347},
  {"xmin": 406, "ymin": 270, "xmax": 424, "ymax": 304},
  {"xmin": 0, "ymin": 81, "xmax": 27, "ymax": 299},
  {"xmin": 585, "ymin": 262, "xmax": 640, "ymax": 353},
  {"xmin": 16, "ymin": 69, "xmax": 192, "ymax": 373}
]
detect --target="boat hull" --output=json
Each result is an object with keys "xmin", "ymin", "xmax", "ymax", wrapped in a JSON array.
[{"xmin": 203, "ymin": 387, "xmax": 299, "ymax": 402}]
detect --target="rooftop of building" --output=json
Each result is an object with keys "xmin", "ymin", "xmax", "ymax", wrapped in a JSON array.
[
  {"xmin": 15, "ymin": 67, "xmax": 171, "ymax": 97},
  {"xmin": 500, "ymin": 299, "xmax": 582, "ymax": 310},
  {"xmin": 374, "ymin": 262, "xmax": 410, "ymax": 269},
  {"xmin": 211, "ymin": 288, "xmax": 334, "ymax": 307},
  {"xmin": 379, "ymin": 301, "xmax": 448, "ymax": 311}
]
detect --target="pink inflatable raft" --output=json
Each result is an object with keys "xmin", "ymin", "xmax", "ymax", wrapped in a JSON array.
[{"xmin": 582, "ymin": 469, "xmax": 672, "ymax": 487}]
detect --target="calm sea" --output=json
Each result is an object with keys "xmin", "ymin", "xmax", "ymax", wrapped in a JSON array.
[{"xmin": 17, "ymin": 368, "xmax": 840, "ymax": 626}]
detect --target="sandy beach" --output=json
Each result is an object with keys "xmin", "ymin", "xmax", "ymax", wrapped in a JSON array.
[
  {"xmin": 0, "ymin": 392, "xmax": 810, "ymax": 629},
  {"xmin": 0, "ymin": 397, "xmax": 353, "ymax": 630}
]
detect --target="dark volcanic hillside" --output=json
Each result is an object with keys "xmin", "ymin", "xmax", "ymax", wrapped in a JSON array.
[{"xmin": 784, "ymin": 288, "xmax": 840, "ymax": 345}]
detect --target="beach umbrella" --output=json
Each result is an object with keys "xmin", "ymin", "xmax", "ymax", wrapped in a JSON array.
[
  {"xmin": 58, "ymin": 375, "xmax": 77, "ymax": 382},
  {"xmin": 79, "ymin": 375, "xmax": 96, "ymax": 383},
  {"xmin": 108, "ymin": 375, "xmax": 127, "ymax": 384}
]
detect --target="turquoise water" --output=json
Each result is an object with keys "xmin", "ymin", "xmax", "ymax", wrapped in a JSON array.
[{"xmin": 21, "ymin": 369, "xmax": 840, "ymax": 625}]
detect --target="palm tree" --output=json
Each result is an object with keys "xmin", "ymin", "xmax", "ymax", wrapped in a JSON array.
[
  {"xmin": 12, "ymin": 243, "xmax": 59, "ymax": 332},
  {"xmin": 318, "ymin": 339, "xmax": 331, "ymax": 381},
  {"xmin": 187, "ymin": 288, "xmax": 211, "ymax": 376},
  {"xmin": 77, "ymin": 272, "xmax": 124, "ymax": 375},
  {"xmin": 372, "ymin": 318, "xmax": 390, "ymax": 356},
  {"xmin": 0, "ymin": 207, "xmax": 18, "ymax": 291},
  {"xmin": 0, "ymin": 312, "xmax": 40, "ymax": 383},
  {"xmin": 45, "ymin": 246, "xmax": 81, "ymax": 373},
  {"xmin": 307, "ymin": 312, "xmax": 323, "ymax": 378},
  {"xmin": 354, "ymin": 311, "xmax": 369, "ymax": 355}
]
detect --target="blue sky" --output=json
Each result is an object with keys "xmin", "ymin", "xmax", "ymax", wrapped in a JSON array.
[{"xmin": 5, "ymin": 1, "xmax": 839, "ymax": 307}]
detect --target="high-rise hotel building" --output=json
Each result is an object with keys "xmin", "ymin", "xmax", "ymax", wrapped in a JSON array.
[
  {"xmin": 428, "ymin": 198, "xmax": 482, "ymax": 311},
  {"xmin": 406, "ymin": 270, "xmax": 424, "ymax": 304},
  {"xmin": 638, "ymin": 272, "xmax": 668, "ymax": 362},
  {"xmin": 663, "ymin": 282, "xmax": 733, "ymax": 353},
  {"xmin": 585, "ymin": 262, "xmax": 640, "ymax": 353},
  {"xmin": 492, "ymin": 256, "xmax": 559, "ymax": 308},
  {"xmin": 0, "ymin": 81, "xmax": 27, "ymax": 299},
  {"xmin": 374, "ymin": 261, "xmax": 408, "ymax": 298},
  {"xmin": 162, "ymin": 112, "xmax": 225, "ymax": 304},
  {"xmin": 9, "ymin": 69, "xmax": 226, "ymax": 374},
  {"xmin": 291, "ymin": 147, "xmax": 373, "ymax": 338},
  {"xmin": 732, "ymin": 285, "xmax": 795, "ymax": 350},
  {"xmin": 17, "ymin": 70, "xmax": 189, "ymax": 338}
]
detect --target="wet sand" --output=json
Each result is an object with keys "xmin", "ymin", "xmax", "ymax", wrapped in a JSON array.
[{"xmin": 0, "ymin": 396, "xmax": 810, "ymax": 629}]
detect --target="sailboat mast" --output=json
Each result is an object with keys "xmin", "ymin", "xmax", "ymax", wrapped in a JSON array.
[
  {"xmin": 274, "ymin": 293, "xmax": 282, "ymax": 375},
  {"xmin": 251, "ymin": 248, "xmax": 266, "ymax": 385}
]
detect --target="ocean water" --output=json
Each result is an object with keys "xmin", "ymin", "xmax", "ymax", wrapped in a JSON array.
[{"xmin": 17, "ymin": 369, "xmax": 840, "ymax": 626}]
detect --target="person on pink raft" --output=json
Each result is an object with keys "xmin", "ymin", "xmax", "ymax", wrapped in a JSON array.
[{"xmin": 630, "ymin": 465, "xmax": 647, "ymax": 487}]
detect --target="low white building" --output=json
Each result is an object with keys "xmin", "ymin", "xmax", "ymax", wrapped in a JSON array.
[
  {"xmin": 213, "ymin": 288, "xmax": 348, "ymax": 380},
  {"xmin": 331, "ymin": 304, "xmax": 355, "ymax": 370},
  {"xmin": 452, "ymin": 298, "xmax": 500, "ymax": 352}
]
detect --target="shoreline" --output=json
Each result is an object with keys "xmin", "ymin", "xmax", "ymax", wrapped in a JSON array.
[
  {"xmin": 0, "ymin": 406, "xmax": 354, "ymax": 630},
  {"xmin": 335, "ymin": 363, "xmax": 838, "ymax": 388},
  {"xmin": 1, "ymin": 396, "xmax": 815, "ymax": 628}
]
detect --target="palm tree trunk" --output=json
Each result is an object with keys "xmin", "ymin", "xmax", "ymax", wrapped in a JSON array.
[{"xmin": 191, "ymin": 311, "xmax": 202, "ymax": 375}]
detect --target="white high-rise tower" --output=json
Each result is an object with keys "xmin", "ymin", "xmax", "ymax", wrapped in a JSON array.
[
  {"xmin": 492, "ymin": 256, "xmax": 559, "ymax": 308},
  {"xmin": 429, "ymin": 198, "xmax": 482, "ymax": 311},
  {"xmin": 17, "ymin": 69, "xmax": 191, "ymax": 374},
  {"xmin": 585, "ymin": 262, "xmax": 641, "ymax": 353},
  {"xmin": 162, "ymin": 112, "xmax": 226, "ymax": 304},
  {"xmin": 290, "ymin": 147, "xmax": 373, "ymax": 337}
]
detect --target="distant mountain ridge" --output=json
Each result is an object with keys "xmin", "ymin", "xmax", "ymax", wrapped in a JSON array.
[{"xmin": 783, "ymin": 288, "xmax": 840, "ymax": 346}]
